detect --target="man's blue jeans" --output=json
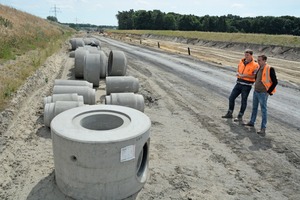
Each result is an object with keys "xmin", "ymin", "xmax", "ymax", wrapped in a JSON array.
[
  {"xmin": 250, "ymin": 91, "xmax": 269, "ymax": 129},
  {"xmin": 228, "ymin": 83, "xmax": 252, "ymax": 116}
]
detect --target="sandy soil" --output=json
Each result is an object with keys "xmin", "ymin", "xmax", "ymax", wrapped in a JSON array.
[{"xmin": 0, "ymin": 35, "xmax": 300, "ymax": 200}]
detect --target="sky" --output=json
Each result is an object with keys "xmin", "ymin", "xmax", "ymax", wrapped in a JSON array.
[{"xmin": 1, "ymin": 0, "xmax": 300, "ymax": 26}]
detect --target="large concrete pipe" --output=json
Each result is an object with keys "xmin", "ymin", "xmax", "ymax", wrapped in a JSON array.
[
  {"xmin": 106, "ymin": 76, "xmax": 139, "ymax": 95},
  {"xmin": 51, "ymin": 105, "xmax": 151, "ymax": 200},
  {"xmin": 107, "ymin": 50, "xmax": 127, "ymax": 76},
  {"xmin": 105, "ymin": 93, "xmax": 145, "ymax": 112},
  {"xmin": 84, "ymin": 53, "xmax": 101, "ymax": 87},
  {"xmin": 44, "ymin": 93, "xmax": 84, "ymax": 106},
  {"xmin": 74, "ymin": 48, "xmax": 89, "ymax": 78},
  {"xmin": 69, "ymin": 51, "xmax": 75, "ymax": 58},
  {"xmin": 83, "ymin": 38, "xmax": 101, "ymax": 48},
  {"xmin": 84, "ymin": 45, "xmax": 100, "ymax": 54},
  {"xmin": 54, "ymin": 79, "xmax": 93, "ymax": 88},
  {"xmin": 99, "ymin": 51, "xmax": 107, "ymax": 78},
  {"xmin": 53, "ymin": 85, "xmax": 95, "ymax": 105},
  {"xmin": 70, "ymin": 38, "xmax": 84, "ymax": 50},
  {"xmin": 44, "ymin": 101, "xmax": 84, "ymax": 127}
]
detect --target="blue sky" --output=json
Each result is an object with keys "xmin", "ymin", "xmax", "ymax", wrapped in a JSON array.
[{"xmin": 1, "ymin": 0, "xmax": 300, "ymax": 26}]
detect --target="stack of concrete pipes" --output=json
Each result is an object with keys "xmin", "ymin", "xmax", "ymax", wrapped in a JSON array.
[
  {"xmin": 69, "ymin": 37, "xmax": 100, "ymax": 51},
  {"xmin": 73, "ymin": 46, "xmax": 108, "ymax": 87},
  {"xmin": 105, "ymin": 50, "xmax": 145, "ymax": 112},
  {"xmin": 43, "ymin": 79, "xmax": 96, "ymax": 127},
  {"xmin": 48, "ymin": 40, "xmax": 150, "ymax": 200}
]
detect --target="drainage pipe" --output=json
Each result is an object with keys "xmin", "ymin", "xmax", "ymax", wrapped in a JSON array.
[{"xmin": 106, "ymin": 76, "xmax": 139, "ymax": 95}]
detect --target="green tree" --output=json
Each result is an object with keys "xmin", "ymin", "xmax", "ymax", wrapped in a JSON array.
[{"xmin": 47, "ymin": 16, "xmax": 58, "ymax": 22}]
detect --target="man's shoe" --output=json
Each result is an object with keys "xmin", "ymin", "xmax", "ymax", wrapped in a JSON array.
[
  {"xmin": 243, "ymin": 122, "xmax": 254, "ymax": 127},
  {"xmin": 257, "ymin": 129, "xmax": 266, "ymax": 136},
  {"xmin": 234, "ymin": 116, "xmax": 243, "ymax": 122},
  {"xmin": 222, "ymin": 111, "xmax": 233, "ymax": 118}
]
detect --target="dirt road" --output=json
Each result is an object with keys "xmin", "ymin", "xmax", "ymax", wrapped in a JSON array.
[{"xmin": 0, "ymin": 35, "xmax": 300, "ymax": 200}]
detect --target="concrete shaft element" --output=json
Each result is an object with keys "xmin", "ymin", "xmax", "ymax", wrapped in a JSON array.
[
  {"xmin": 84, "ymin": 53, "xmax": 101, "ymax": 87},
  {"xmin": 74, "ymin": 48, "xmax": 89, "ymax": 78},
  {"xmin": 51, "ymin": 105, "xmax": 151, "ymax": 200},
  {"xmin": 44, "ymin": 93, "xmax": 84, "ymax": 106},
  {"xmin": 99, "ymin": 51, "xmax": 108, "ymax": 78},
  {"xmin": 105, "ymin": 93, "xmax": 145, "ymax": 112},
  {"xmin": 70, "ymin": 38, "xmax": 84, "ymax": 50},
  {"xmin": 108, "ymin": 50, "xmax": 127, "ymax": 76},
  {"xmin": 54, "ymin": 79, "xmax": 93, "ymax": 88},
  {"xmin": 106, "ymin": 76, "xmax": 139, "ymax": 95},
  {"xmin": 44, "ymin": 101, "xmax": 84, "ymax": 127},
  {"xmin": 53, "ymin": 85, "xmax": 95, "ymax": 105}
]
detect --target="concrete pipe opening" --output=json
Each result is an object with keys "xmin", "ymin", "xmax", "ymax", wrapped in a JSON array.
[
  {"xmin": 107, "ymin": 50, "xmax": 127, "ymax": 76},
  {"xmin": 136, "ymin": 140, "xmax": 149, "ymax": 183},
  {"xmin": 80, "ymin": 113, "xmax": 124, "ymax": 130}
]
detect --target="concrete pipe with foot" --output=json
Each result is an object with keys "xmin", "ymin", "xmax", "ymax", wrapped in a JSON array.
[
  {"xmin": 106, "ymin": 76, "xmax": 139, "ymax": 95},
  {"xmin": 54, "ymin": 79, "xmax": 93, "ymax": 88},
  {"xmin": 74, "ymin": 48, "xmax": 89, "ymax": 79},
  {"xmin": 99, "ymin": 51, "xmax": 108, "ymax": 78},
  {"xmin": 44, "ymin": 93, "xmax": 84, "ymax": 107},
  {"xmin": 53, "ymin": 85, "xmax": 95, "ymax": 105},
  {"xmin": 105, "ymin": 93, "xmax": 145, "ymax": 112},
  {"xmin": 84, "ymin": 53, "xmax": 101, "ymax": 87},
  {"xmin": 44, "ymin": 101, "xmax": 84, "ymax": 127},
  {"xmin": 107, "ymin": 50, "xmax": 127, "ymax": 76},
  {"xmin": 51, "ymin": 105, "xmax": 151, "ymax": 200}
]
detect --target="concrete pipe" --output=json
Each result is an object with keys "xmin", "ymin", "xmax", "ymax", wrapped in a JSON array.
[
  {"xmin": 84, "ymin": 45, "xmax": 100, "ymax": 54},
  {"xmin": 107, "ymin": 50, "xmax": 127, "ymax": 76},
  {"xmin": 51, "ymin": 105, "xmax": 151, "ymax": 200},
  {"xmin": 106, "ymin": 76, "xmax": 139, "ymax": 95},
  {"xmin": 99, "ymin": 51, "xmax": 108, "ymax": 78},
  {"xmin": 69, "ymin": 51, "xmax": 75, "ymax": 58},
  {"xmin": 76, "ymin": 38, "xmax": 85, "ymax": 49},
  {"xmin": 53, "ymin": 85, "xmax": 95, "ymax": 105},
  {"xmin": 44, "ymin": 93, "xmax": 84, "ymax": 106},
  {"xmin": 44, "ymin": 101, "xmax": 84, "ymax": 127},
  {"xmin": 84, "ymin": 53, "xmax": 101, "ymax": 87},
  {"xmin": 74, "ymin": 48, "xmax": 89, "ymax": 78},
  {"xmin": 105, "ymin": 93, "xmax": 145, "ymax": 112},
  {"xmin": 70, "ymin": 38, "xmax": 84, "ymax": 50},
  {"xmin": 83, "ymin": 38, "xmax": 93, "ymax": 45},
  {"xmin": 69, "ymin": 38, "xmax": 78, "ymax": 50},
  {"xmin": 54, "ymin": 79, "xmax": 93, "ymax": 88}
]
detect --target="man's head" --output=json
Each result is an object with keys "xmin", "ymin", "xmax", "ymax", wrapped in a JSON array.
[
  {"xmin": 258, "ymin": 55, "xmax": 267, "ymax": 66},
  {"xmin": 244, "ymin": 49, "xmax": 253, "ymax": 61}
]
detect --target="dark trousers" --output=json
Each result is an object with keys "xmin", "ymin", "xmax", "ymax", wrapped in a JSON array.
[{"xmin": 228, "ymin": 83, "xmax": 252, "ymax": 116}]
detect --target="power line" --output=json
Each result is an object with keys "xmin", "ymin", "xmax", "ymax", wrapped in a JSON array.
[{"xmin": 50, "ymin": 5, "xmax": 61, "ymax": 19}]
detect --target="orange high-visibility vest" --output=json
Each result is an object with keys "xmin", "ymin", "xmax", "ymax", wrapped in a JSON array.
[
  {"xmin": 237, "ymin": 58, "xmax": 259, "ymax": 82},
  {"xmin": 261, "ymin": 64, "xmax": 276, "ymax": 94}
]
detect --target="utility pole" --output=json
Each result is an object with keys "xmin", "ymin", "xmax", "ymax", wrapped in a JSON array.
[{"xmin": 50, "ymin": 5, "xmax": 61, "ymax": 19}]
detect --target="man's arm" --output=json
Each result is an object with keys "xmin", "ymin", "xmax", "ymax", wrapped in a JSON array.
[{"xmin": 267, "ymin": 67, "xmax": 278, "ymax": 95}]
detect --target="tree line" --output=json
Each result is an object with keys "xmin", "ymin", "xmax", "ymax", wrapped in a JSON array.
[{"xmin": 116, "ymin": 10, "xmax": 300, "ymax": 36}]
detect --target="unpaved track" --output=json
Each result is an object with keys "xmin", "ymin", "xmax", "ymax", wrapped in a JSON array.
[{"xmin": 0, "ymin": 36, "xmax": 299, "ymax": 200}]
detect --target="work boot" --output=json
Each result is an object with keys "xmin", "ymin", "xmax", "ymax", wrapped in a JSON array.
[
  {"xmin": 222, "ymin": 111, "xmax": 233, "ymax": 118},
  {"xmin": 257, "ymin": 128, "xmax": 266, "ymax": 136}
]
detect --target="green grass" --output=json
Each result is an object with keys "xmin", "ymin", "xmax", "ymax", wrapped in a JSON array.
[{"xmin": 107, "ymin": 30, "xmax": 300, "ymax": 48}]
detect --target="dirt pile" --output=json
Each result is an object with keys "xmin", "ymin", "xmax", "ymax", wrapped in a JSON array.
[{"xmin": 142, "ymin": 34, "xmax": 300, "ymax": 62}]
